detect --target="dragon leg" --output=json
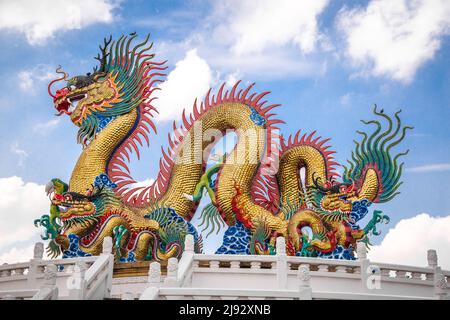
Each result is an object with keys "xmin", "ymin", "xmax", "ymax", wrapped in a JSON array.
[
  {"xmin": 154, "ymin": 243, "xmax": 181, "ymax": 261},
  {"xmin": 351, "ymin": 210, "xmax": 390, "ymax": 247},
  {"xmin": 287, "ymin": 209, "xmax": 338, "ymax": 253},
  {"xmin": 183, "ymin": 163, "xmax": 221, "ymax": 204},
  {"xmin": 112, "ymin": 225, "xmax": 131, "ymax": 261}
]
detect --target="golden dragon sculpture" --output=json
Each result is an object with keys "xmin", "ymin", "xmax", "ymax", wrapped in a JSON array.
[{"xmin": 34, "ymin": 34, "xmax": 412, "ymax": 262}]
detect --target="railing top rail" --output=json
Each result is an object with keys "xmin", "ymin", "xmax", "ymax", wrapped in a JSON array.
[
  {"xmin": 286, "ymin": 256, "xmax": 360, "ymax": 267},
  {"xmin": 85, "ymin": 255, "xmax": 109, "ymax": 284},
  {"xmin": 312, "ymin": 291, "xmax": 436, "ymax": 300},
  {"xmin": 193, "ymin": 253, "xmax": 450, "ymax": 275},
  {"xmin": 372, "ymin": 261, "xmax": 442, "ymax": 273},
  {"xmin": 194, "ymin": 254, "xmax": 276, "ymax": 263},
  {"xmin": 0, "ymin": 262, "xmax": 30, "ymax": 271},
  {"xmin": 39, "ymin": 256, "xmax": 99, "ymax": 266},
  {"xmin": 0, "ymin": 256, "xmax": 99, "ymax": 271}
]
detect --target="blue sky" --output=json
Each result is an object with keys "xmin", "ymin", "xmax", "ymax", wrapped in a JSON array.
[{"xmin": 0, "ymin": 0, "xmax": 449, "ymax": 267}]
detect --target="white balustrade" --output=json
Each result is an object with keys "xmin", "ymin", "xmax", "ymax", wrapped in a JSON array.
[{"xmin": 0, "ymin": 236, "xmax": 448, "ymax": 300}]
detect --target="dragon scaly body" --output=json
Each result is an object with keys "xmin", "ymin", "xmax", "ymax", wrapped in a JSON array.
[{"xmin": 36, "ymin": 34, "xmax": 411, "ymax": 261}]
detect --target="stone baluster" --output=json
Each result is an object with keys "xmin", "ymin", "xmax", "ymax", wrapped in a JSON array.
[
  {"xmin": 335, "ymin": 266, "xmax": 348, "ymax": 273},
  {"xmin": 101, "ymin": 236, "xmax": 114, "ymax": 298},
  {"xmin": 184, "ymin": 234, "xmax": 194, "ymax": 253},
  {"xmin": 299, "ymin": 263, "xmax": 310, "ymax": 271},
  {"xmin": 317, "ymin": 264, "xmax": 329, "ymax": 272},
  {"xmin": 33, "ymin": 242, "xmax": 44, "ymax": 259},
  {"xmin": 164, "ymin": 258, "xmax": 183, "ymax": 299},
  {"xmin": 357, "ymin": 241, "xmax": 373, "ymax": 292},
  {"xmin": 396, "ymin": 270, "xmax": 406, "ymax": 278},
  {"xmin": 1, "ymin": 263, "xmax": 11, "ymax": 278},
  {"xmin": 178, "ymin": 234, "xmax": 195, "ymax": 286},
  {"xmin": 434, "ymin": 267, "xmax": 447, "ymax": 300},
  {"xmin": 68, "ymin": 260, "xmax": 87, "ymax": 299},
  {"xmin": 102, "ymin": 236, "xmax": 113, "ymax": 255},
  {"xmin": 298, "ymin": 265, "xmax": 312, "ymax": 300},
  {"xmin": 148, "ymin": 262, "xmax": 161, "ymax": 286},
  {"xmin": 427, "ymin": 249, "xmax": 437, "ymax": 281},
  {"xmin": 411, "ymin": 272, "xmax": 422, "ymax": 280},
  {"xmin": 44, "ymin": 265, "xmax": 56, "ymax": 282},
  {"xmin": 139, "ymin": 262, "xmax": 161, "ymax": 300},
  {"xmin": 164, "ymin": 257, "xmax": 179, "ymax": 287},
  {"xmin": 428, "ymin": 249, "xmax": 448, "ymax": 300},
  {"xmin": 357, "ymin": 241, "xmax": 367, "ymax": 260},
  {"xmin": 14, "ymin": 267, "xmax": 25, "ymax": 275},
  {"xmin": 381, "ymin": 268, "xmax": 391, "ymax": 278},
  {"xmin": 428, "ymin": 249, "xmax": 438, "ymax": 268},
  {"xmin": 276, "ymin": 236, "xmax": 287, "ymax": 289},
  {"xmin": 28, "ymin": 242, "xmax": 44, "ymax": 287},
  {"xmin": 32, "ymin": 264, "xmax": 58, "ymax": 300}
]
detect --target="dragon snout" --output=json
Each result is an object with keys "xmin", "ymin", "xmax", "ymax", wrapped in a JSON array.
[{"xmin": 54, "ymin": 87, "xmax": 71, "ymax": 116}]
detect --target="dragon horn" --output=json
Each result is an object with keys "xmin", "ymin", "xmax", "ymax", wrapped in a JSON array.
[
  {"xmin": 312, "ymin": 172, "xmax": 350, "ymax": 193},
  {"xmin": 312, "ymin": 173, "xmax": 328, "ymax": 192},
  {"xmin": 47, "ymin": 65, "xmax": 68, "ymax": 98}
]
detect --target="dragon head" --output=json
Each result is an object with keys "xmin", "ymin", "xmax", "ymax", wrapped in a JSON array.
[
  {"xmin": 312, "ymin": 169, "xmax": 380, "ymax": 214},
  {"xmin": 312, "ymin": 107, "xmax": 412, "ymax": 225},
  {"xmin": 48, "ymin": 34, "xmax": 160, "ymax": 145},
  {"xmin": 312, "ymin": 175, "xmax": 357, "ymax": 213},
  {"xmin": 47, "ymin": 180, "xmax": 122, "ymax": 251},
  {"xmin": 51, "ymin": 190, "xmax": 100, "ymax": 239}
]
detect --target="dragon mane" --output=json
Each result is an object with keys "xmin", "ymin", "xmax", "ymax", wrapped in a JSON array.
[
  {"xmin": 77, "ymin": 34, "xmax": 165, "ymax": 145},
  {"xmin": 343, "ymin": 106, "xmax": 413, "ymax": 203}
]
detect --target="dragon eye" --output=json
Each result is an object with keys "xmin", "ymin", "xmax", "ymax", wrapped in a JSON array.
[{"xmin": 339, "ymin": 195, "xmax": 348, "ymax": 201}]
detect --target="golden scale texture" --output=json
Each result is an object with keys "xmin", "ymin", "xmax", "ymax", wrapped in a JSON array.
[
  {"xmin": 65, "ymin": 97, "xmax": 379, "ymax": 258},
  {"xmin": 277, "ymin": 146, "xmax": 328, "ymax": 212}
]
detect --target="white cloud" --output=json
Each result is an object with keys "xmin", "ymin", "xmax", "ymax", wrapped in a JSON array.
[
  {"xmin": 18, "ymin": 71, "xmax": 34, "ymax": 92},
  {"xmin": 33, "ymin": 119, "xmax": 61, "ymax": 134},
  {"xmin": 0, "ymin": 0, "xmax": 118, "ymax": 45},
  {"xmin": 368, "ymin": 213, "xmax": 450, "ymax": 270},
  {"xmin": 0, "ymin": 177, "xmax": 49, "ymax": 260},
  {"xmin": 337, "ymin": 0, "xmax": 450, "ymax": 83},
  {"xmin": 212, "ymin": 0, "xmax": 329, "ymax": 56},
  {"xmin": 153, "ymin": 49, "xmax": 213, "ymax": 122},
  {"xmin": 10, "ymin": 142, "xmax": 28, "ymax": 167},
  {"xmin": 406, "ymin": 163, "xmax": 450, "ymax": 173},
  {"xmin": 209, "ymin": 48, "xmax": 322, "ymax": 80},
  {"xmin": 224, "ymin": 70, "xmax": 242, "ymax": 88},
  {"xmin": 339, "ymin": 93, "xmax": 352, "ymax": 106},
  {"xmin": 0, "ymin": 244, "xmax": 34, "ymax": 264},
  {"xmin": 17, "ymin": 64, "xmax": 56, "ymax": 93},
  {"xmin": 151, "ymin": 2, "xmax": 331, "ymax": 81}
]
